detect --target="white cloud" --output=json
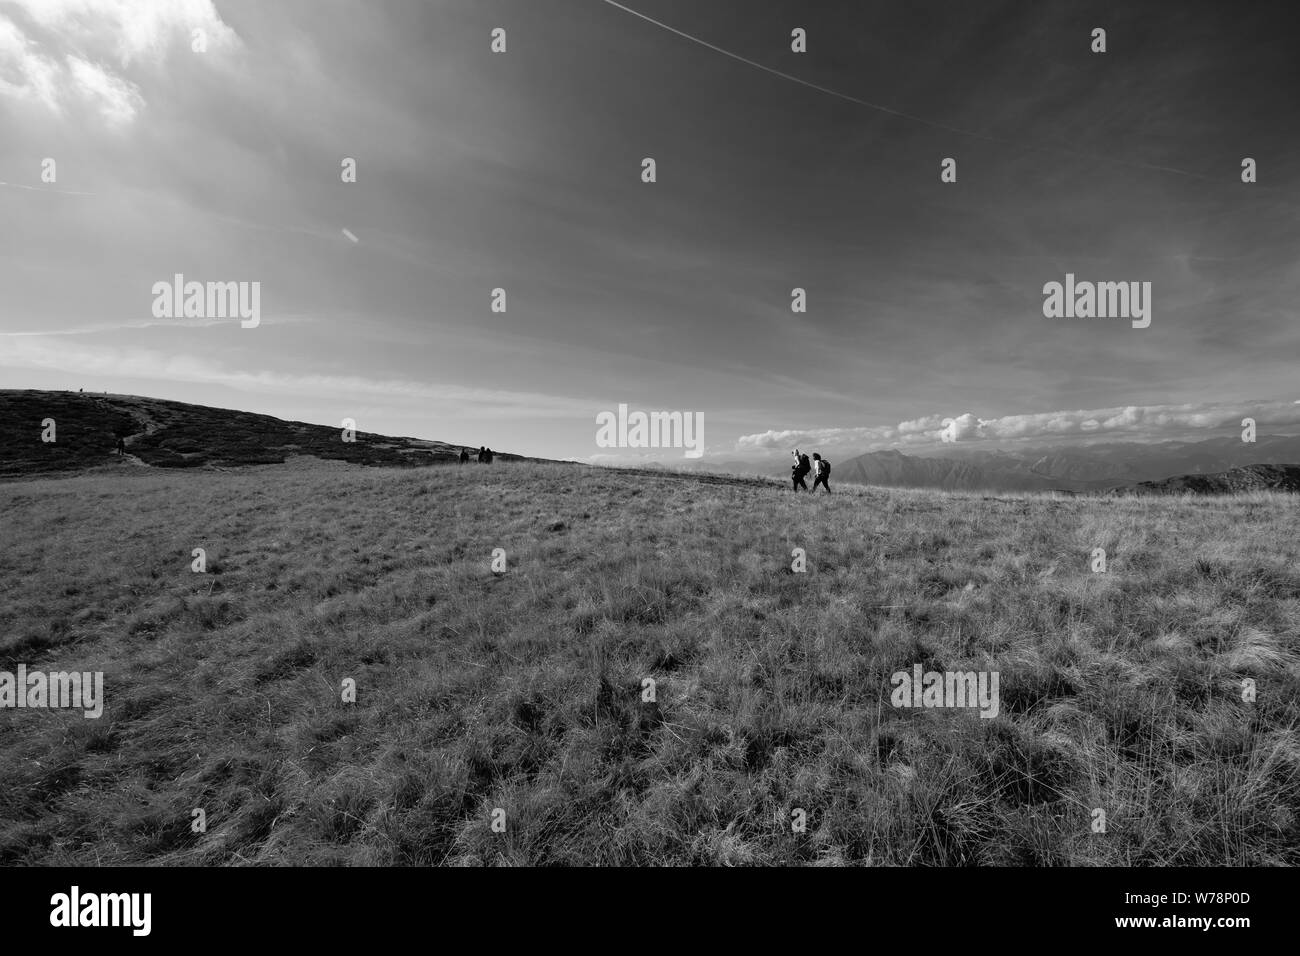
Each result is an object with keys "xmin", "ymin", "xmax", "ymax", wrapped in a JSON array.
[
  {"xmin": 8, "ymin": 0, "xmax": 240, "ymax": 65},
  {"xmin": 0, "ymin": 0, "xmax": 240, "ymax": 124},
  {"xmin": 0, "ymin": 16, "xmax": 62, "ymax": 112},
  {"xmin": 737, "ymin": 425, "xmax": 898, "ymax": 451},
  {"xmin": 66, "ymin": 54, "xmax": 142, "ymax": 123},
  {"xmin": 736, "ymin": 400, "xmax": 1300, "ymax": 454}
]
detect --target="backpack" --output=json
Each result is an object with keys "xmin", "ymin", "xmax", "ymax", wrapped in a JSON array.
[
  {"xmin": 819, "ymin": 458, "xmax": 830, "ymax": 477},
  {"xmin": 799, "ymin": 454, "xmax": 811, "ymax": 475}
]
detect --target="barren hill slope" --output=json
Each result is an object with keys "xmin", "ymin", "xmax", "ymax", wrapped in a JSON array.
[{"xmin": 0, "ymin": 390, "xmax": 536, "ymax": 477}]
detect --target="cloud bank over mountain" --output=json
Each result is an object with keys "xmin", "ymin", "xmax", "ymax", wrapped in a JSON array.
[{"xmin": 736, "ymin": 399, "xmax": 1300, "ymax": 456}]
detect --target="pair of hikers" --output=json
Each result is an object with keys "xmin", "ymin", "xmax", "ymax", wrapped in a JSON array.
[
  {"xmin": 459, "ymin": 446, "xmax": 494, "ymax": 464},
  {"xmin": 791, "ymin": 448, "xmax": 830, "ymax": 493}
]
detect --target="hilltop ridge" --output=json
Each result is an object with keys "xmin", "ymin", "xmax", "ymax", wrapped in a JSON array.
[
  {"xmin": 0, "ymin": 390, "xmax": 538, "ymax": 477},
  {"xmin": 1109, "ymin": 462, "xmax": 1300, "ymax": 495}
]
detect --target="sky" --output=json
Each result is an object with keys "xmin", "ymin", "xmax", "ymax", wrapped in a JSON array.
[{"xmin": 2, "ymin": 0, "xmax": 1298, "ymax": 463}]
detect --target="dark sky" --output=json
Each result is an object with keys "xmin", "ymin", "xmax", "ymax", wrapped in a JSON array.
[{"xmin": 3, "ymin": 0, "xmax": 1298, "ymax": 459}]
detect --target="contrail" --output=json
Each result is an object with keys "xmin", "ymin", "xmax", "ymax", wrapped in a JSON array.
[
  {"xmin": 0, "ymin": 180, "xmax": 96, "ymax": 196},
  {"xmin": 599, "ymin": 0, "xmax": 993, "ymax": 140},
  {"xmin": 597, "ymin": 0, "xmax": 1212, "ymax": 181}
]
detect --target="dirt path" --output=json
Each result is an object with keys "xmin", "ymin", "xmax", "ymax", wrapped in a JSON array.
[{"xmin": 94, "ymin": 396, "xmax": 163, "ymax": 465}]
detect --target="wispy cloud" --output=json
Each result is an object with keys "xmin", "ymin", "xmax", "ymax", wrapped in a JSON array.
[
  {"xmin": 2, "ymin": 336, "xmax": 597, "ymax": 421},
  {"xmin": 0, "ymin": 317, "xmax": 289, "ymax": 336},
  {"xmin": 0, "ymin": 180, "xmax": 96, "ymax": 195}
]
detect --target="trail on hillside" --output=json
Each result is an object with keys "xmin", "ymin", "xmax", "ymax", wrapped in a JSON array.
[{"xmin": 98, "ymin": 396, "xmax": 162, "ymax": 449}]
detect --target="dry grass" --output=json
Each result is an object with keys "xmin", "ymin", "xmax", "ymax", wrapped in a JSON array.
[{"xmin": 1, "ymin": 460, "xmax": 1297, "ymax": 865}]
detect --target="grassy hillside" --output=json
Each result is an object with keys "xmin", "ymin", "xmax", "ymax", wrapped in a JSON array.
[
  {"xmin": 0, "ymin": 390, "xmax": 531, "ymax": 476},
  {"xmin": 1, "ymin": 461, "xmax": 1297, "ymax": 865},
  {"xmin": 1115, "ymin": 463, "xmax": 1300, "ymax": 496}
]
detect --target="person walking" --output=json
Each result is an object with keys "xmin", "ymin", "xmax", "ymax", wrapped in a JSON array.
[
  {"xmin": 791, "ymin": 449, "xmax": 810, "ymax": 491},
  {"xmin": 811, "ymin": 453, "xmax": 831, "ymax": 493},
  {"xmin": 459, "ymin": 448, "xmax": 470, "ymax": 465}
]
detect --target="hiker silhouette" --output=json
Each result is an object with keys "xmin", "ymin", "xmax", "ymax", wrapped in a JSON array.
[
  {"xmin": 791, "ymin": 449, "xmax": 810, "ymax": 491},
  {"xmin": 116, "ymin": 437, "xmax": 125, "ymax": 457},
  {"xmin": 459, "ymin": 449, "xmax": 470, "ymax": 465},
  {"xmin": 811, "ymin": 453, "xmax": 831, "ymax": 493},
  {"xmin": 477, "ymin": 446, "xmax": 486, "ymax": 463},
  {"xmin": 484, "ymin": 447, "xmax": 494, "ymax": 464}
]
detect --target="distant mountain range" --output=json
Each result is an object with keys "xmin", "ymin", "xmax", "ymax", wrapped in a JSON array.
[{"xmin": 665, "ymin": 434, "xmax": 1300, "ymax": 494}]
